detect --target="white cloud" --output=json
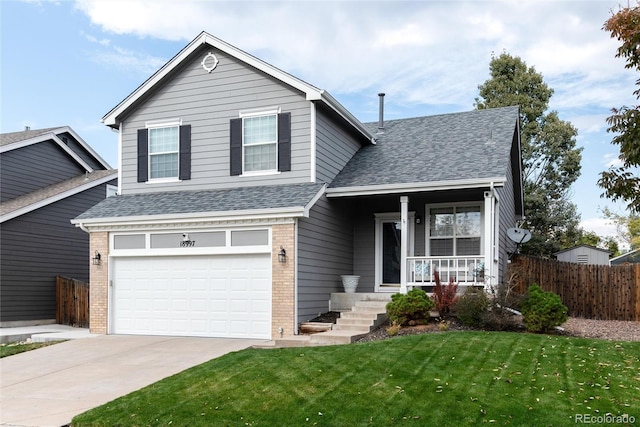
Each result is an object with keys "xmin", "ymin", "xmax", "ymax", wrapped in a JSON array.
[
  {"xmin": 602, "ymin": 153, "xmax": 623, "ymax": 168},
  {"xmin": 71, "ymin": 0, "xmax": 632, "ymax": 110}
]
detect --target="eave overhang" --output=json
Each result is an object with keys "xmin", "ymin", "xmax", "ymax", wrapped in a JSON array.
[
  {"xmin": 325, "ymin": 177, "xmax": 507, "ymax": 198},
  {"xmin": 101, "ymin": 32, "xmax": 373, "ymax": 143}
]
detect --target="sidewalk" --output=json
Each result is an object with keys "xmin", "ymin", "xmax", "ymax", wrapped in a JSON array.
[{"xmin": 0, "ymin": 324, "xmax": 96, "ymax": 344}]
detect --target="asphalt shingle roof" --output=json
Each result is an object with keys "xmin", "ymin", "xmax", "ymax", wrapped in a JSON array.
[
  {"xmin": 329, "ymin": 106, "xmax": 519, "ymax": 189},
  {"xmin": 75, "ymin": 182, "xmax": 325, "ymax": 221},
  {"xmin": 0, "ymin": 127, "xmax": 61, "ymax": 146},
  {"xmin": 1, "ymin": 170, "xmax": 118, "ymax": 221}
]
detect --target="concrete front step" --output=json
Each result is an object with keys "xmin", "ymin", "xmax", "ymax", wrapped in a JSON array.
[{"xmin": 309, "ymin": 330, "xmax": 369, "ymax": 345}]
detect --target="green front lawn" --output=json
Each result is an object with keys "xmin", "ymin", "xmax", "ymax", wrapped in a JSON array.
[
  {"xmin": 73, "ymin": 332, "xmax": 640, "ymax": 426},
  {"xmin": 0, "ymin": 341, "xmax": 59, "ymax": 358}
]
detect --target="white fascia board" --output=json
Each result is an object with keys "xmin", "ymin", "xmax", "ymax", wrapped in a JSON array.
[
  {"xmin": 62, "ymin": 126, "xmax": 113, "ymax": 170},
  {"xmin": 71, "ymin": 206, "xmax": 308, "ymax": 229},
  {"xmin": 303, "ymin": 184, "xmax": 326, "ymax": 217},
  {"xmin": 1, "ymin": 172, "xmax": 118, "ymax": 223},
  {"xmin": 0, "ymin": 130, "xmax": 95, "ymax": 173},
  {"xmin": 102, "ymin": 31, "xmax": 324, "ymax": 128},
  {"xmin": 319, "ymin": 91, "xmax": 375, "ymax": 144},
  {"xmin": 325, "ymin": 177, "xmax": 507, "ymax": 198}
]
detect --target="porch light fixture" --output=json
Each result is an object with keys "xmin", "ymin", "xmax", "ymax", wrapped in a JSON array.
[
  {"xmin": 92, "ymin": 250, "xmax": 101, "ymax": 265},
  {"xmin": 278, "ymin": 246, "xmax": 287, "ymax": 263}
]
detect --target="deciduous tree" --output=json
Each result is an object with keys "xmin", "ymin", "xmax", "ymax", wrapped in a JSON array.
[{"xmin": 598, "ymin": 3, "xmax": 640, "ymax": 212}]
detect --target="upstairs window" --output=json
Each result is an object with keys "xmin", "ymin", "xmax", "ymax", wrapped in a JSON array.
[
  {"xmin": 230, "ymin": 110, "xmax": 290, "ymax": 176},
  {"xmin": 243, "ymin": 114, "xmax": 277, "ymax": 172},
  {"xmin": 428, "ymin": 205, "xmax": 482, "ymax": 256},
  {"xmin": 149, "ymin": 126, "xmax": 179, "ymax": 179},
  {"xmin": 137, "ymin": 121, "xmax": 190, "ymax": 183}
]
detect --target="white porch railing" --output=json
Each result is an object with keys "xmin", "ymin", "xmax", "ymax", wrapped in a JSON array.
[{"xmin": 408, "ymin": 256, "xmax": 485, "ymax": 286}]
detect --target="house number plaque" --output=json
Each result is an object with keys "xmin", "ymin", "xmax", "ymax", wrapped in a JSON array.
[{"xmin": 180, "ymin": 233, "xmax": 196, "ymax": 247}]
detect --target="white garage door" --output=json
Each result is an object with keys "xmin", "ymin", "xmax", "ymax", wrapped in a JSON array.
[{"xmin": 112, "ymin": 255, "xmax": 271, "ymax": 339}]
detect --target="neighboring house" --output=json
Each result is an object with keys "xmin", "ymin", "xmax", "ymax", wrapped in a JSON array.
[
  {"xmin": 610, "ymin": 249, "xmax": 640, "ymax": 265},
  {"xmin": 73, "ymin": 32, "xmax": 523, "ymax": 340},
  {"xmin": 554, "ymin": 245, "xmax": 610, "ymax": 265},
  {"xmin": 0, "ymin": 126, "xmax": 117, "ymax": 326}
]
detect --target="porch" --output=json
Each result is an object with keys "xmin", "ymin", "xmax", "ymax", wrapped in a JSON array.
[{"xmin": 332, "ymin": 190, "xmax": 499, "ymax": 296}]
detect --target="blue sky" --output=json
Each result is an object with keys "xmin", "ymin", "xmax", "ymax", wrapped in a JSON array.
[{"xmin": 1, "ymin": 0, "xmax": 638, "ymax": 243}]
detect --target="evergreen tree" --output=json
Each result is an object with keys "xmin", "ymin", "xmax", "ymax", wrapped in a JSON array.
[{"xmin": 475, "ymin": 53, "xmax": 583, "ymax": 257}]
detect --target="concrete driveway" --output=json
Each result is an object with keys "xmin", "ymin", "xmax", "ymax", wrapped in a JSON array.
[{"xmin": 0, "ymin": 335, "xmax": 263, "ymax": 427}]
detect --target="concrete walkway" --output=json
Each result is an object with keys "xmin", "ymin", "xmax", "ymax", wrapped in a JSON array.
[
  {"xmin": 0, "ymin": 324, "xmax": 95, "ymax": 345},
  {"xmin": 0, "ymin": 334, "xmax": 264, "ymax": 427}
]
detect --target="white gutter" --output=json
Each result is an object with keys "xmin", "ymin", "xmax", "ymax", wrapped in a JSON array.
[
  {"xmin": 71, "ymin": 205, "xmax": 311, "ymax": 230},
  {"xmin": 326, "ymin": 177, "xmax": 507, "ymax": 198}
]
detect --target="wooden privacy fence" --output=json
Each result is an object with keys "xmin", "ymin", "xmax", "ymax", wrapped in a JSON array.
[
  {"xmin": 56, "ymin": 276, "xmax": 89, "ymax": 327},
  {"xmin": 510, "ymin": 255, "xmax": 640, "ymax": 321}
]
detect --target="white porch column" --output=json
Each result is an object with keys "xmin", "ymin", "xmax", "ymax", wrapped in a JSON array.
[
  {"xmin": 400, "ymin": 196, "xmax": 408, "ymax": 294},
  {"xmin": 483, "ymin": 190, "xmax": 495, "ymax": 289}
]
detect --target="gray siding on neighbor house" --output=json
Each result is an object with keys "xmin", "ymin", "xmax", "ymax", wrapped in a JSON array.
[
  {"xmin": 297, "ymin": 196, "xmax": 354, "ymax": 321},
  {"xmin": 315, "ymin": 106, "xmax": 364, "ymax": 184},
  {"xmin": 0, "ymin": 179, "xmax": 116, "ymax": 322},
  {"xmin": 59, "ymin": 132, "xmax": 106, "ymax": 170},
  {"xmin": 1, "ymin": 142, "xmax": 86, "ymax": 202},
  {"xmin": 119, "ymin": 46, "xmax": 312, "ymax": 195}
]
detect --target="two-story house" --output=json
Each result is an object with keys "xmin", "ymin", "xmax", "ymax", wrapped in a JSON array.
[
  {"xmin": 1, "ymin": 126, "xmax": 117, "ymax": 326},
  {"xmin": 73, "ymin": 32, "xmax": 523, "ymax": 340}
]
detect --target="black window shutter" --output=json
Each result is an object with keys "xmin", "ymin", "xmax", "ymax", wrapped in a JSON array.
[
  {"xmin": 137, "ymin": 129, "xmax": 148, "ymax": 183},
  {"xmin": 230, "ymin": 118, "xmax": 242, "ymax": 176},
  {"xmin": 278, "ymin": 112, "xmax": 291, "ymax": 172},
  {"xmin": 179, "ymin": 124, "xmax": 191, "ymax": 180}
]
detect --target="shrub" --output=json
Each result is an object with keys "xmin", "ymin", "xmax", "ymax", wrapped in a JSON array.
[
  {"xmin": 386, "ymin": 288, "xmax": 435, "ymax": 326},
  {"xmin": 455, "ymin": 287, "xmax": 489, "ymax": 327},
  {"xmin": 431, "ymin": 271, "xmax": 459, "ymax": 315},
  {"xmin": 480, "ymin": 267, "xmax": 527, "ymax": 331},
  {"xmin": 520, "ymin": 284, "xmax": 568, "ymax": 333}
]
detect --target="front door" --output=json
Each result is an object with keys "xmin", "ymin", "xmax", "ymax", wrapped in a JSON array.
[{"xmin": 375, "ymin": 213, "xmax": 414, "ymax": 291}]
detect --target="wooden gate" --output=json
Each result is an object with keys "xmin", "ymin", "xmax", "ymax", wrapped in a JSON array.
[{"xmin": 56, "ymin": 276, "xmax": 89, "ymax": 327}]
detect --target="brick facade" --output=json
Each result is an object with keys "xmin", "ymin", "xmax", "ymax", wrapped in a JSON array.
[
  {"xmin": 271, "ymin": 223, "xmax": 296, "ymax": 338},
  {"xmin": 88, "ymin": 224, "xmax": 297, "ymax": 339},
  {"xmin": 89, "ymin": 231, "xmax": 109, "ymax": 334}
]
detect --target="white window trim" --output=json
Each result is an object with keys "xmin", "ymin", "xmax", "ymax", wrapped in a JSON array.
[
  {"xmin": 374, "ymin": 212, "xmax": 415, "ymax": 291},
  {"xmin": 425, "ymin": 202, "xmax": 484, "ymax": 257},
  {"xmin": 239, "ymin": 108, "xmax": 281, "ymax": 176},
  {"xmin": 146, "ymin": 119, "xmax": 182, "ymax": 182}
]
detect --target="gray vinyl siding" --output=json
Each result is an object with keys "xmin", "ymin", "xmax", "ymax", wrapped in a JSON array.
[
  {"xmin": 119, "ymin": 46, "xmax": 312, "ymax": 195},
  {"xmin": 1, "ymin": 143, "xmax": 86, "ymax": 202},
  {"xmin": 297, "ymin": 196, "xmax": 354, "ymax": 321},
  {"xmin": 496, "ymin": 158, "xmax": 517, "ymax": 284},
  {"xmin": 315, "ymin": 107, "xmax": 363, "ymax": 184},
  {"xmin": 0, "ymin": 180, "xmax": 116, "ymax": 322}
]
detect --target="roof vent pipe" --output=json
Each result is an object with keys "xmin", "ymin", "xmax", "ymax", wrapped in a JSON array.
[{"xmin": 378, "ymin": 93, "xmax": 385, "ymax": 131}]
